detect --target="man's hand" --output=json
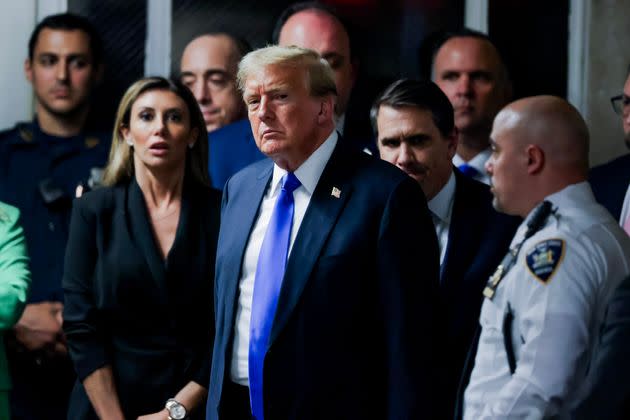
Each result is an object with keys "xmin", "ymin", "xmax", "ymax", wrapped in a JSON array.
[
  {"xmin": 137, "ymin": 409, "xmax": 169, "ymax": 420},
  {"xmin": 13, "ymin": 301, "xmax": 67, "ymax": 353}
]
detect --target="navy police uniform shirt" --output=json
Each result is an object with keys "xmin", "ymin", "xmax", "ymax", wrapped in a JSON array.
[{"xmin": 0, "ymin": 118, "xmax": 109, "ymax": 303}]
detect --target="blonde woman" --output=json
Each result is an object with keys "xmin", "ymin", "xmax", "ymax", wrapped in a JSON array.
[{"xmin": 63, "ymin": 77, "xmax": 220, "ymax": 420}]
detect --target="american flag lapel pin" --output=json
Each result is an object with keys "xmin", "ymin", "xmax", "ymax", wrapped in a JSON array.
[{"xmin": 331, "ymin": 186, "xmax": 341, "ymax": 198}]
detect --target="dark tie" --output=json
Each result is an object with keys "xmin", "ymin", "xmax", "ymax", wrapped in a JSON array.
[
  {"xmin": 249, "ymin": 172, "xmax": 301, "ymax": 420},
  {"xmin": 458, "ymin": 163, "xmax": 480, "ymax": 179}
]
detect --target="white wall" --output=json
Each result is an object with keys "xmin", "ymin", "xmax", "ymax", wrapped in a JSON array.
[{"xmin": 0, "ymin": 2, "xmax": 37, "ymax": 130}]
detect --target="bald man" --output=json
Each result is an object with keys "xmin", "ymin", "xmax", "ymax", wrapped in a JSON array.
[
  {"xmin": 273, "ymin": 2, "xmax": 375, "ymax": 153},
  {"xmin": 463, "ymin": 96, "xmax": 630, "ymax": 419},
  {"xmin": 432, "ymin": 29, "xmax": 511, "ymax": 185},
  {"xmin": 180, "ymin": 34, "xmax": 264, "ymax": 189}
]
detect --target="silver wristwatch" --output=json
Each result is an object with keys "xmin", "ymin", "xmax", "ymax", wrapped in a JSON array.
[{"xmin": 165, "ymin": 398, "xmax": 187, "ymax": 420}]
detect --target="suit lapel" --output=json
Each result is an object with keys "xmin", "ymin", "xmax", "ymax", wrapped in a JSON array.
[
  {"xmin": 127, "ymin": 179, "xmax": 168, "ymax": 297},
  {"xmin": 221, "ymin": 164, "xmax": 273, "ymax": 338},
  {"xmin": 269, "ymin": 144, "xmax": 352, "ymax": 347},
  {"xmin": 441, "ymin": 172, "xmax": 482, "ymax": 287}
]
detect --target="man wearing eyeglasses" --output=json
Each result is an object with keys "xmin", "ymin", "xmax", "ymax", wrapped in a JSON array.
[
  {"xmin": 590, "ymin": 67, "xmax": 630, "ymax": 232},
  {"xmin": 180, "ymin": 33, "xmax": 265, "ymax": 189}
]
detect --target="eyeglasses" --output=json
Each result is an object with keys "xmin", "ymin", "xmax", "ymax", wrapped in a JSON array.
[{"xmin": 610, "ymin": 94, "xmax": 630, "ymax": 116}]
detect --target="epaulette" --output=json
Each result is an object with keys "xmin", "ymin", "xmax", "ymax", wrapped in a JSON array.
[{"xmin": 0, "ymin": 121, "xmax": 33, "ymax": 143}]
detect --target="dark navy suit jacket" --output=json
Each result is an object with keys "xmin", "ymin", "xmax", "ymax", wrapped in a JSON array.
[
  {"xmin": 589, "ymin": 153, "xmax": 630, "ymax": 221},
  {"xmin": 207, "ymin": 141, "xmax": 441, "ymax": 420},
  {"xmin": 572, "ymin": 274, "xmax": 630, "ymax": 419},
  {"xmin": 208, "ymin": 119, "xmax": 265, "ymax": 190},
  {"xmin": 441, "ymin": 170, "xmax": 520, "ymax": 418}
]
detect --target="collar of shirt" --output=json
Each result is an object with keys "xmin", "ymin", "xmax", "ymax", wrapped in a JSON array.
[
  {"xmin": 543, "ymin": 181, "xmax": 595, "ymax": 218},
  {"xmin": 428, "ymin": 171, "xmax": 456, "ymax": 224},
  {"xmin": 513, "ymin": 181, "xmax": 598, "ymax": 246},
  {"xmin": 269, "ymin": 130, "xmax": 339, "ymax": 197},
  {"xmin": 453, "ymin": 147, "xmax": 492, "ymax": 173}
]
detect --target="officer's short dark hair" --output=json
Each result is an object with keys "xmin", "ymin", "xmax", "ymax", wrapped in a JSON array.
[
  {"xmin": 371, "ymin": 79, "xmax": 455, "ymax": 138},
  {"xmin": 271, "ymin": 1, "xmax": 356, "ymax": 59},
  {"xmin": 28, "ymin": 13, "xmax": 104, "ymax": 65}
]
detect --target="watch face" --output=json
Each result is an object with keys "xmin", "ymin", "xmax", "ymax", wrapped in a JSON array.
[{"xmin": 170, "ymin": 403, "xmax": 186, "ymax": 419}]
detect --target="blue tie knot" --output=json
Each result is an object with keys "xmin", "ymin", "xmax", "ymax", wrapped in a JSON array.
[
  {"xmin": 458, "ymin": 163, "xmax": 480, "ymax": 178},
  {"xmin": 282, "ymin": 172, "xmax": 301, "ymax": 194}
]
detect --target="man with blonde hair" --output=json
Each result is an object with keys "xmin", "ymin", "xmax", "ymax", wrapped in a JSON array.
[
  {"xmin": 463, "ymin": 96, "xmax": 630, "ymax": 418},
  {"xmin": 207, "ymin": 45, "xmax": 440, "ymax": 420}
]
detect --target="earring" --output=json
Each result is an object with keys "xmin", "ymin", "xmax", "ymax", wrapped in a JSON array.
[{"xmin": 126, "ymin": 139, "xmax": 133, "ymax": 147}]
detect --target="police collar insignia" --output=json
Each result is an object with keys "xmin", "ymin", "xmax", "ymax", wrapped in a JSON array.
[
  {"xmin": 525, "ymin": 239, "xmax": 565, "ymax": 283},
  {"xmin": 84, "ymin": 136, "xmax": 100, "ymax": 148}
]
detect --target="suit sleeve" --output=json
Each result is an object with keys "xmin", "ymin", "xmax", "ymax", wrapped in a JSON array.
[
  {"xmin": 62, "ymin": 198, "xmax": 108, "ymax": 381},
  {"xmin": 572, "ymin": 274, "xmax": 630, "ymax": 419},
  {"xmin": 376, "ymin": 177, "xmax": 441, "ymax": 418},
  {"xmin": 0, "ymin": 204, "xmax": 31, "ymax": 330}
]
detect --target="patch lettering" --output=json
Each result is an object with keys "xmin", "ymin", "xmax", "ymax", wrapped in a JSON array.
[{"xmin": 525, "ymin": 238, "xmax": 565, "ymax": 283}]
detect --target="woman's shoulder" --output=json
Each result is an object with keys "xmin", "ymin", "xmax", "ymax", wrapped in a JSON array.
[{"xmin": 73, "ymin": 184, "xmax": 126, "ymax": 215}]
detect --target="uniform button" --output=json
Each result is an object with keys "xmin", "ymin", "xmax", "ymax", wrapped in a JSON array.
[{"xmin": 48, "ymin": 222, "xmax": 55, "ymax": 231}]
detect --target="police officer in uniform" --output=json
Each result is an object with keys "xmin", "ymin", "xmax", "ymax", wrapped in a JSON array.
[
  {"xmin": 0, "ymin": 13, "xmax": 108, "ymax": 420},
  {"xmin": 463, "ymin": 96, "xmax": 630, "ymax": 418}
]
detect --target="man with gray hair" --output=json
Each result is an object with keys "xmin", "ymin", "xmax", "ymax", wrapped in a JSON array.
[{"xmin": 207, "ymin": 45, "xmax": 440, "ymax": 420}]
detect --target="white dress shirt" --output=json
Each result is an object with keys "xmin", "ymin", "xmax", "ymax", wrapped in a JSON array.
[
  {"xmin": 229, "ymin": 130, "xmax": 338, "ymax": 386},
  {"xmin": 453, "ymin": 148, "xmax": 492, "ymax": 185},
  {"xmin": 428, "ymin": 172, "xmax": 456, "ymax": 265}
]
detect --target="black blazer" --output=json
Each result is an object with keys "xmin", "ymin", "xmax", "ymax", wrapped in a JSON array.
[
  {"xmin": 207, "ymin": 141, "xmax": 441, "ymax": 420},
  {"xmin": 589, "ymin": 153, "xmax": 630, "ymax": 220},
  {"xmin": 62, "ymin": 178, "xmax": 220, "ymax": 419},
  {"xmin": 439, "ymin": 169, "xmax": 520, "ymax": 418}
]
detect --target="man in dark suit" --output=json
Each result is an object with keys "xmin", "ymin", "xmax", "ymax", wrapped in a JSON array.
[
  {"xmin": 207, "ymin": 46, "xmax": 440, "ymax": 420},
  {"xmin": 372, "ymin": 79, "xmax": 519, "ymax": 417},
  {"xmin": 589, "ymin": 67, "xmax": 630, "ymax": 226},
  {"xmin": 572, "ymin": 273, "xmax": 630, "ymax": 419},
  {"xmin": 179, "ymin": 33, "xmax": 265, "ymax": 189}
]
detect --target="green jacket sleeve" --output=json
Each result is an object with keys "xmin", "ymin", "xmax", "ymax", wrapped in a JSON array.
[{"xmin": 0, "ymin": 202, "xmax": 31, "ymax": 330}]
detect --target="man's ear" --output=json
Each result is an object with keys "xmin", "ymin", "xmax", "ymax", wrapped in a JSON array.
[
  {"xmin": 189, "ymin": 127, "xmax": 199, "ymax": 148},
  {"xmin": 446, "ymin": 127, "xmax": 459, "ymax": 159},
  {"xmin": 526, "ymin": 144, "xmax": 544, "ymax": 175},
  {"xmin": 317, "ymin": 96, "xmax": 335, "ymax": 125},
  {"xmin": 25, "ymin": 59, "xmax": 33, "ymax": 84}
]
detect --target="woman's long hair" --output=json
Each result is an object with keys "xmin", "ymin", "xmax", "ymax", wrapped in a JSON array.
[{"xmin": 102, "ymin": 76, "xmax": 210, "ymax": 186}]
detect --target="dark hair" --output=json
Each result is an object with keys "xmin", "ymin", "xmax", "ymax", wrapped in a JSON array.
[
  {"xmin": 371, "ymin": 79, "xmax": 454, "ymax": 138},
  {"xmin": 28, "ymin": 13, "xmax": 104, "ymax": 65},
  {"xmin": 271, "ymin": 1, "xmax": 356, "ymax": 59},
  {"xmin": 102, "ymin": 77, "xmax": 209, "ymax": 187}
]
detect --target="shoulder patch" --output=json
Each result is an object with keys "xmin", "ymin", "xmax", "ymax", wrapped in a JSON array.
[{"xmin": 525, "ymin": 238, "xmax": 565, "ymax": 284}]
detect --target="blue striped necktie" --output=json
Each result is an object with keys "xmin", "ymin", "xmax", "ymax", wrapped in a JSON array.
[{"xmin": 249, "ymin": 172, "xmax": 301, "ymax": 420}]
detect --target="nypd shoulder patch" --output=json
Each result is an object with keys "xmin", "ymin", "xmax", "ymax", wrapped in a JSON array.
[{"xmin": 525, "ymin": 238, "xmax": 565, "ymax": 284}]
